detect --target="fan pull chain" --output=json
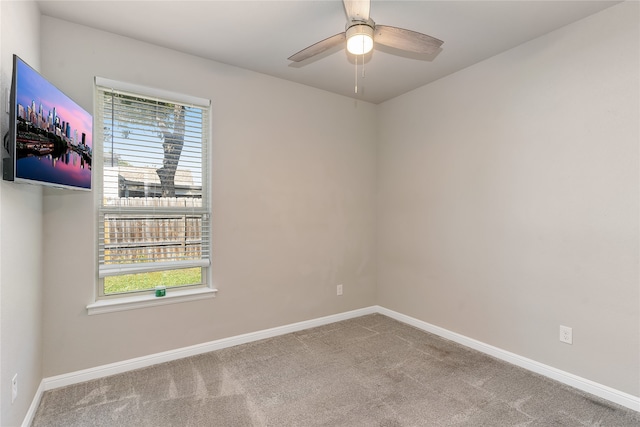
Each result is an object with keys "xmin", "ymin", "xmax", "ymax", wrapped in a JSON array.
[
  {"xmin": 355, "ymin": 55, "xmax": 358, "ymax": 94},
  {"xmin": 355, "ymin": 54, "xmax": 366, "ymax": 94},
  {"xmin": 355, "ymin": 34, "xmax": 368, "ymax": 94}
]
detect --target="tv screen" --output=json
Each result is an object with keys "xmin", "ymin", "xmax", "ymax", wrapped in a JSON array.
[{"xmin": 3, "ymin": 55, "xmax": 92, "ymax": 190}]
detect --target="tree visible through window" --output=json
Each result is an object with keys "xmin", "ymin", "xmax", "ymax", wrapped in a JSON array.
[{"xmin": 96, "ymin": 78, "xmax": 211, "ymax": 296}]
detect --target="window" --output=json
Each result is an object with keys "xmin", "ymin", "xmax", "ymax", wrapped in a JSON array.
[{"xmin": 95, "ymin": 77, "xmax": 211, "ymax": 301}]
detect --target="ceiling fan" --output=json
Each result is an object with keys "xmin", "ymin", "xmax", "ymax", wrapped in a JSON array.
[{"xmin": 288, "ymin": 0, "xmax": 444, "ymax": 62}]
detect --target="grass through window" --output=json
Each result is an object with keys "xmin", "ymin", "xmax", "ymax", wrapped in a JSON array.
[{"xmin": 104, "ymin": 267, "xmax": 202, "ymax": 295}]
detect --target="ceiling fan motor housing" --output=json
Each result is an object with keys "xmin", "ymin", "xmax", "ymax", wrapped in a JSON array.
[{"xmin": 346, "ymin": 19, "xmax": 375, "ymax": 55}]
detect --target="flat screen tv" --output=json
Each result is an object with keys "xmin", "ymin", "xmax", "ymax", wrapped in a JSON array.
[{"xmin": 3, "ymin": 55, "xmax": 92, "ymax": 190}]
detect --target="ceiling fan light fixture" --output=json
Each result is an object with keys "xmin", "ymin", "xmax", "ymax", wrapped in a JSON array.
[{"xmin": 346, "ymin": 24, "xmax": 374, "ymax": 55}]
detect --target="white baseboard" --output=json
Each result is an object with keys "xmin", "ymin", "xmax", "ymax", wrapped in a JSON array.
[
  {"xmin": 25, "ymin": 304, "xmax": 638, "ymax": 426},
  {"xmin": 376, "ymin": 306, "xmax": 640, "ymax": 412},
  {"xmin": 21, "ymin": 380, "xmax": 44, "ymax": 427}
]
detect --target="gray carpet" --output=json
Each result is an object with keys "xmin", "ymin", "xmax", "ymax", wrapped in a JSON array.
[{"xmin": 32, "ymin": 314, "xmax": 640, "ymax": 426}]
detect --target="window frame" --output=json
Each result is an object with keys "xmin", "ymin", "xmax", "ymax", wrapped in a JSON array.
[{"xmin": 88, "ymin": 77, "xmax": 215, "ymax": 314}]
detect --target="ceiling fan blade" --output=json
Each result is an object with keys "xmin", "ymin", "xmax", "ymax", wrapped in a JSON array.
[
  {"xmin": 343, "ymin": 0, "xmax": 370, "ymax": 22},
  {"xmin": 288, "ymin": 32, "xmax": 347, "ymax": 62},
  {"xmin": 374, "ymin": 25, "xmax": 443, "ymax": 55}
]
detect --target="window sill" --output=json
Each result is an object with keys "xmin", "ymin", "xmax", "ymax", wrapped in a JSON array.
[{"xmin": 87, "ymin": 287, "xmax": 218, "ymax": 315}]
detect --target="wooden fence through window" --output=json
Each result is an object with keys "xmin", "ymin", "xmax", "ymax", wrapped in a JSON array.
[{"xmin": 101, "ymin": 197, "xmax": 205, "ymax": 266}]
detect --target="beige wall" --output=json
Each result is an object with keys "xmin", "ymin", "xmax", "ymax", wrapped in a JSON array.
[
  {"xmin": 39, "ymin": 16, "xmax": 378, "ymax": 377},
  {"xmin": 377, "ymin": 1, "xmax": 639, "ymax": 396},
  {"xmin": 0, "ymin": 2, "xmax": 44, "ymax": 426}
]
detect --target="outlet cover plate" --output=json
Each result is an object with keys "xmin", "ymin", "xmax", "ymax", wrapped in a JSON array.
[
  {"xmin": 559, "ymin": 325, "xmax": 573, "ymax": 344},
  {"xmin": 11, "ymin": 373, "xmax": 17, "ymax": 403}
]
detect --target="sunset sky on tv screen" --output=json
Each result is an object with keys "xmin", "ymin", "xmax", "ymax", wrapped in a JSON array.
[{"xmin": 16, "ymin": 58, "xmax": 92, "ymax": 149}]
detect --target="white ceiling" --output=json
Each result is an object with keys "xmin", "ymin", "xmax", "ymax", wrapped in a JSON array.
[{"xmin": 36, "ymin": 0, "xmax": 620, "ymax": 104}]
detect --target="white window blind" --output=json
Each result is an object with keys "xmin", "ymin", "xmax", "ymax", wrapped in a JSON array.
[{"xmin": 95, "ymin": 78, "xmax": 211, "ymax": 290}]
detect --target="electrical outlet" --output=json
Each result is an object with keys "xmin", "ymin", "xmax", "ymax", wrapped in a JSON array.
[
  {"xmin": 11, "ymin": 374, "xmax": 18, "ymax": 403},
  {"xmin": 337, "ymin": 284, "xmax": 343, "ymax": 296},
  {"xmin": 559, "ymin": 325, "xmax": 573, "ymax": 344}
]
